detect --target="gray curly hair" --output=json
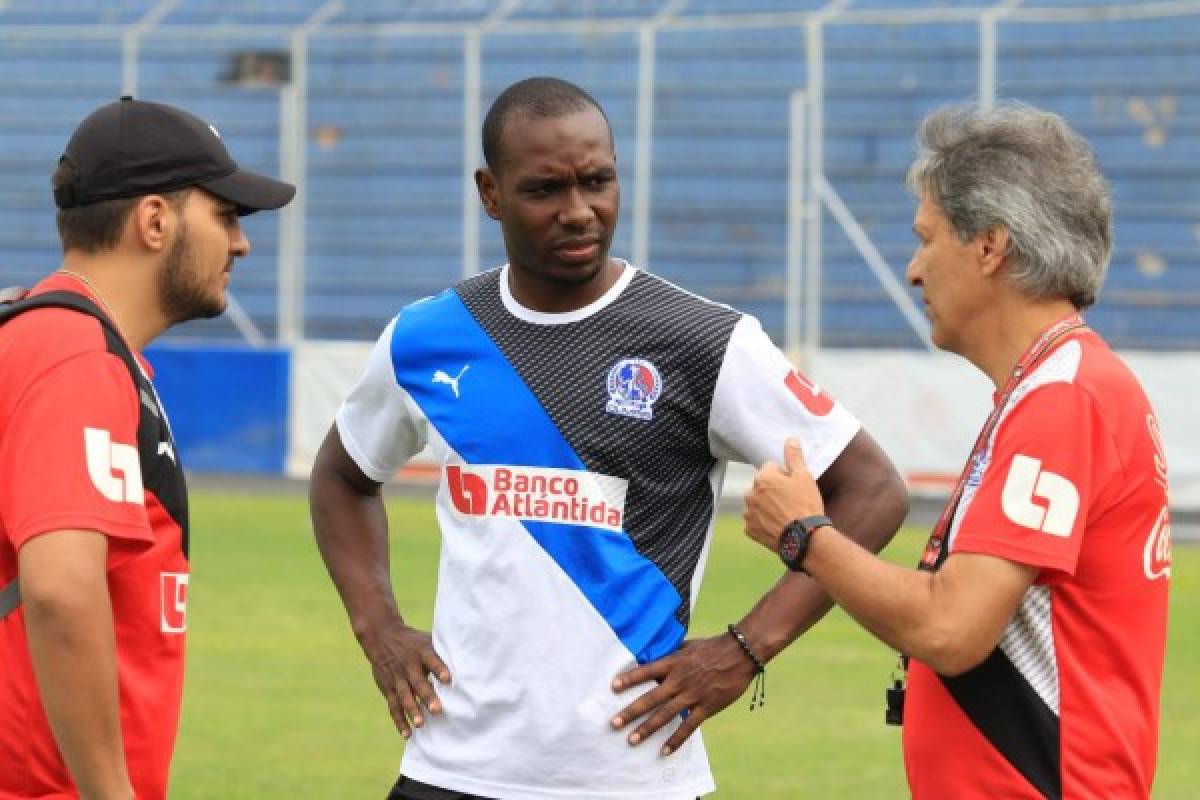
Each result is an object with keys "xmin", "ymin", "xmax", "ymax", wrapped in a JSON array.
[{"xmin": 906, "ymin": 102, "xmax": 1112, "ymax": 309}]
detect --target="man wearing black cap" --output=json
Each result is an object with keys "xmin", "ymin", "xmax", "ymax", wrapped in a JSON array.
[{"xmin": 0, "ymin": 97, "xmax": 293, "ymax": 800}]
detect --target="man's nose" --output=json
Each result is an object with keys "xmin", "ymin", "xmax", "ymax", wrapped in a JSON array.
[
  {"xmin": 905, "ymin": 253, "xmax": 921, "ymax": 286},
  {"xmin": 231, "ymin": 226, "xmax": 250, "ymax": 257},
  {"xmin": 558, "ymin": 187, "xmax": 594, "ymax": 228}
]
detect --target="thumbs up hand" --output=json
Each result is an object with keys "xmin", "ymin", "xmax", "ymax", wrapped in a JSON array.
[{"xmin": 743, "ymin": 437, "xmax": 825, "ymax": 552}]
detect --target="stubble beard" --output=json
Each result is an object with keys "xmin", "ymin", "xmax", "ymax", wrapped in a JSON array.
[
  {"xmin": 158, "ymin": 221, "xmax": 227, "ymax": 325},
  {"xmin": 553, "ymin": 257, "xmax": 607, "ymax": 286}
]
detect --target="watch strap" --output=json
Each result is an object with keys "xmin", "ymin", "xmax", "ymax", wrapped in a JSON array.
[{"xmin": 780, "ymin": 515, "xmax": 833, "ymax": 573}]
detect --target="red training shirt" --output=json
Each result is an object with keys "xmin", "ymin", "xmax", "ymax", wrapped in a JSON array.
[
  {"xmin": 903, "ymin": 329, "xmax": 1170, "ymax": 799},
  {"xmin": 0, "ymin": 274, "xmax": 188, "ymax": 800}
]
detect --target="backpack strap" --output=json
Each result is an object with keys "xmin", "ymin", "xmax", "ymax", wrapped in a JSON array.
[
  {"xmin": 0, "ymin": 290, "xmax": 191, "ymax": 620},
  {"xmin": 0, "ymin": 578, "xmax": 18, "ymax": 621}
]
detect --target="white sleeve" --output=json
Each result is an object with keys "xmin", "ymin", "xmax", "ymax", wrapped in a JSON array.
[
  {"xmin": 334, "ymin": 317, "xmax": 428, "ymax": 482},
  {"xmin": 708, "ymin": 315, "xmax": 861, "ymax": 478}
]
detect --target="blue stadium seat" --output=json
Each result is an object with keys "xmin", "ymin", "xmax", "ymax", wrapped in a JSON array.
[
  {"xmin": 160, "ymin": 0, "xmax": 323, "ymax": 27},
  {"xmin": 1, "ymin": 3, "xmax": 1198, "ymax": 348},
  {"xmin": 0, "ymin": 0, "xmax": 157, "ymax": 25},
  {"xmin": 333, "ymin": 0, "xmax": 501, "ymax": 25}
]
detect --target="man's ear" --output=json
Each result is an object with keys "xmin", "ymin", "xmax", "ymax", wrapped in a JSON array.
[
  {"xmin": 475, "ymin": 168, "xmax": 502, "ymax": 221},
  {"xmin": 977, "ymin": 224, "xmax": 1011, "ymax": 278},
  {"xmin": 129, "ymin": 195, "xmax": 176, "ymax": 253}
]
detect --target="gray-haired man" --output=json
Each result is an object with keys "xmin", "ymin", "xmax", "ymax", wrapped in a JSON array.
[{"xmin": 745, "ymin": 102, "xmax": 1169, "ymax": 799}]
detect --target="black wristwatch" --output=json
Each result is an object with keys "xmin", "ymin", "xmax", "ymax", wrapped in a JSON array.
[{"xmin": 779, "ymin": 515, "xmax": 833, "ymax": 573}]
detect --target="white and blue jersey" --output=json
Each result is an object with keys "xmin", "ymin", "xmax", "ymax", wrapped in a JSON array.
[{"xmin": 335, "ymin": 262, "xmax": 860, "ymax": 799}]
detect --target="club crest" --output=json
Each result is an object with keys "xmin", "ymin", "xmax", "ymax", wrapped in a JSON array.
[{"xmin": 606, "ymin": 358, "xmax": 663, "ymax": 421}]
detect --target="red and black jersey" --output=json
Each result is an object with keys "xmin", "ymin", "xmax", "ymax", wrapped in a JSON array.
[
  {"xmin": 904, "ymin": 330, "xmax": 1170, "ymax": 799},
  {"xmin": 0, "ymin": 274, "xmax": 189, "ymax": 800}
]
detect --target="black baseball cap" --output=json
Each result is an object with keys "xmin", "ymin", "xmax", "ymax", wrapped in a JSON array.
[{"xmin": 54, "ymin": 96, "xmax": 295, "ymax": 215}]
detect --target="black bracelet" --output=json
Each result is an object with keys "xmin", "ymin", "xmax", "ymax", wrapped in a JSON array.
[{"xmin": 727, "ymin": 623, "xmax": 766, "ymax": 710}]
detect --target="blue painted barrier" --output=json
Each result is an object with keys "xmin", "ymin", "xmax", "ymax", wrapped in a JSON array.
[{"xmin": 147, "ymin": 343, "xmax": 290, "ymax": 475}]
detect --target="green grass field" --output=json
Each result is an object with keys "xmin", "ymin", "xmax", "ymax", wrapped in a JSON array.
[{"xmin": 172, "ymin": 492, "xmax": 1199, "ymax": 798}]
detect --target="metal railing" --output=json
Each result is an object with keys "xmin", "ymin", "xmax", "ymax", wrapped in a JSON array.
[{"xmin": 3, "ymin": 1, "xmax": 1198, "ymax": 349}]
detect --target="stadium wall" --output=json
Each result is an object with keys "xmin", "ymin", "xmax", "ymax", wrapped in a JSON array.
[
  {"xmin": 272, "ymin": 341, "xmax": 1200, "ymax": 509},
  {"xmin": 148, "ymin": 343, "xmax": 290, "ymax": 475},
  {"xmin": 143, "ymin": 341, "xmax": 1200, "ymax": 507}
]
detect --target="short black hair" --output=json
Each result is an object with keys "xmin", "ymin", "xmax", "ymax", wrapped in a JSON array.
[
  {"xmin": 481, "ymin": 76, "xmax": 611, "ymax": 173},
  {"xmin": 52, "ymin": 158, "xmax": 190, "ymax": 253}
]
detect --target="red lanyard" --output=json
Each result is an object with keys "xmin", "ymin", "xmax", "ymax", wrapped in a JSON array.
[
  {"xmin": 916, "ymin": 314, "xmax": 1087, "ymax": 571},
  {"xmin": 889, "ymin": 314, "xmax": 1088, "ymax": 725}
]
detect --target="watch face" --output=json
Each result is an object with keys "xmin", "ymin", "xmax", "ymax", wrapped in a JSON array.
[{"xmin": 780, "ymin": 527, "xmax": 802, "ymax": 562}]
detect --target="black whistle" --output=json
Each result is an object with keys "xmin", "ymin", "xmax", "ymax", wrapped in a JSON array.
[{"xmin": 885, "ymin": 680, "xmax": 905, "ymax": 726}]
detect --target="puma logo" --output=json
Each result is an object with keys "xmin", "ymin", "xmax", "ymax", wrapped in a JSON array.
[{"xmin": 432, "ymin": 365, "xmax": 470, "ymax": 398}]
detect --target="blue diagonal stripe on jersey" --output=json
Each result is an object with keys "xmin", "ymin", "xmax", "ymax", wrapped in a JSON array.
[{"xmin": 388, "ymin": 288, "xmax": 684, "ymax": 664}]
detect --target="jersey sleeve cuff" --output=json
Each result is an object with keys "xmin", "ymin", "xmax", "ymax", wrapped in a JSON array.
[
  {"xmin": 335, "ymin": 410, "xmax": 398, "ymax": 483},
  {"xmin": 805, "ymin": 415, "xmax": 862, "ymax": 479},
  {"xmin": 952, "ymin": 534, "xmax": 1077, "ymax": 576},
  {"xmin": 10, "ymin": 512, "xmax": 156, "ymax": 552}
]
